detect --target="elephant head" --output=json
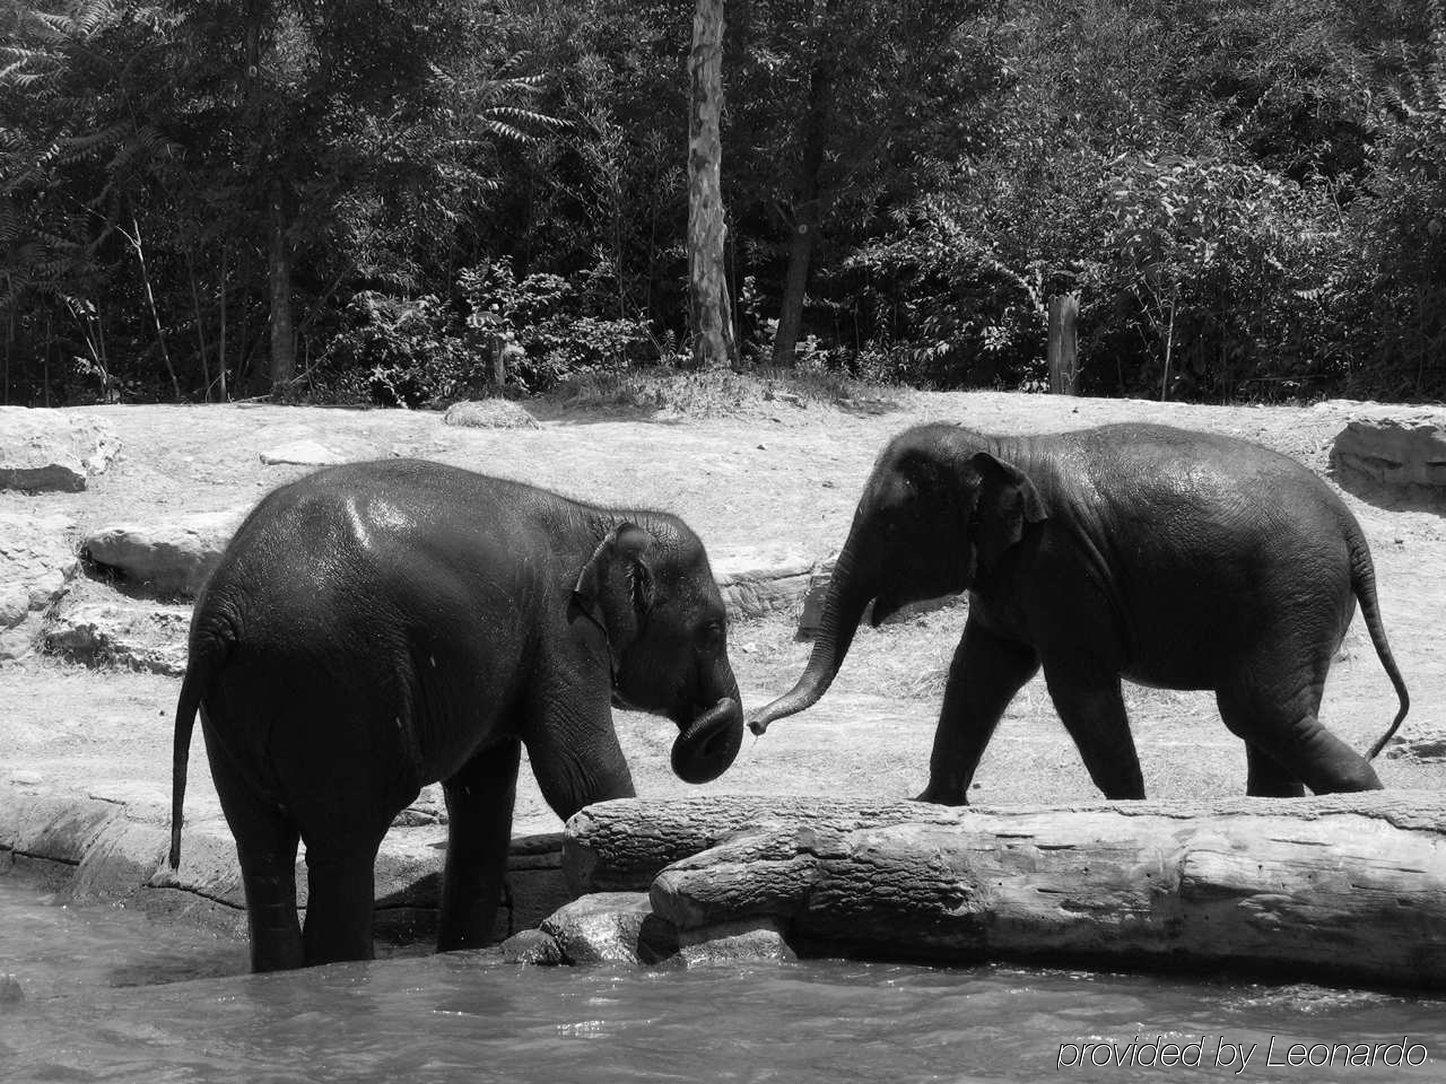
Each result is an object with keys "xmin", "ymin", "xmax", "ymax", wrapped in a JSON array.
[
  {"xmin": 573, "ymin": 520, "xmax": 745, "ymax": 785},
  {"xmin": 747, "ymin": 426, "xmax": 1046, "ymax": 734}
]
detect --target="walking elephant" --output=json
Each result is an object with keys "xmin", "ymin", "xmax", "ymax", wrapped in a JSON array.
[
  {"xmin": 748, "ymin": 422, "xmax": 1409, "ymax": 803},
  {"xmin": 170, "ymin": 459, "xmax": 744, "ymax": 972}
]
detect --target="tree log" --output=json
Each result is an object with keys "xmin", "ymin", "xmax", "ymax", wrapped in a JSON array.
[{"xmin": 565, "ymin": 793, "xmax": 1446, "ymax": 988}]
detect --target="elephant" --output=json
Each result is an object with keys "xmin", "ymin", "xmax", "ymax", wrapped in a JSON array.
[
  {"xmin": 168, "ymin": 459, "xmax": 744, "ymax": 972},
  {"xmin": 747, "ymin": 422, "xmax": 1410, "ymax": 803}
]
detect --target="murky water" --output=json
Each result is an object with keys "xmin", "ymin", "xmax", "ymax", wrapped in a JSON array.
[{"xmin": 2, "ymin": 876, "xmax": 1443, "ymax": 1083}]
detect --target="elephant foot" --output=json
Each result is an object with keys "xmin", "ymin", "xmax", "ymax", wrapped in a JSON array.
[{"xmin": 912, "ymin": 785, "xmax": 969, "ymax": 807}]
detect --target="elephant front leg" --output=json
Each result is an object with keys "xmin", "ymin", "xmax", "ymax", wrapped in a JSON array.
[
  {"xmin": 437, "ymin": 739, "xmax": 523, "ymax": 952},
  {"xmin": 918, "ymin": 618, "xmax": 1040, "ymax": 805}
]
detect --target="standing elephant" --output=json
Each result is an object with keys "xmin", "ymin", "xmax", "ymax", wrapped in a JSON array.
[
  {"xmin": 748, "ymin": 423, "xmax": 1409, "ymax": 803},
  {"xmin": 169, "ymin": 459, "xmax": 744, "ymax": 972}
]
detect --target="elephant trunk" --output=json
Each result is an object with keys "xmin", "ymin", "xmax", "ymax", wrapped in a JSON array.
[
  {"xmin": 671, "ymin": 662, "xmax": 744, "ymax": 785},
  {"xmin": 746, "ymin": 533, "xmax": 871, "ymax": 735},
  {"xmin": 671, "ymin": 694, "xmax": 743, "ymax": 785}
]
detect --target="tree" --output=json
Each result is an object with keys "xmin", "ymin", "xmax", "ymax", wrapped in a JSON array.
[
  {"xmin": 686, "ymin": 0, "xmax": 737, "ymax": 369},
  {"xmin": 769, "ymin": 0, "xmax": 831, "ymax": 367}
]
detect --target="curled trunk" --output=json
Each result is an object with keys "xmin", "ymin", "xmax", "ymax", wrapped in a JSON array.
[{"xmin": 672, "ymin": 693, "xmax": 743, "ymax": 784}]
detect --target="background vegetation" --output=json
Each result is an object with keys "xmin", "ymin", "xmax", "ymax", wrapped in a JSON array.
[{"xmin": 3, "ymin": 0, "xmax": 1444, "ymax": 406}]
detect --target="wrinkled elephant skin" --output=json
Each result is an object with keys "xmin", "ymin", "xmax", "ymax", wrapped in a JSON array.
[
  {"xmin": 749, "ymin": 422, "xmax": 1409, "ymax": 804},
  {"xmin": 170, "ymin": 460, "xmax": 744, "ymax": 972}
]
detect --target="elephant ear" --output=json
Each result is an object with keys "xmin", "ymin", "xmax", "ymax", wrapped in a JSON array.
[
  {"xmin": 970, "ymin": 452, "xmax": 1046, "ymax": 572},
  {"xmin": 573, "ymin": 523, "xmax": 656, "ymax": 646}
]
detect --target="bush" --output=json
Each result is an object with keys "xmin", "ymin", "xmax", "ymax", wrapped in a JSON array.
[
  {"xmin": 317, "ymin": 293, "xmax": 487, "ymax": 407},
  {"xmin": 459, "ymin": 259, "xmax": 656, "ymax": 392}
]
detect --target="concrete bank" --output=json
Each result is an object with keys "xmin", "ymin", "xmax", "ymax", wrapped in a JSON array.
[{"xmin": 0, "ymin": 778, "xmax": 566, "ymax": 945}]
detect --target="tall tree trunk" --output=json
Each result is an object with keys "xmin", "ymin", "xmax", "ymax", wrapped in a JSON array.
[
  {"xmin": 1047, "ymin": 293, "xmax": 1079, "ymax": 394},
  {"xmin": 127, "ymin": 214, "xmax": 180, "ymax": 401},
  {"xmin": 268, "ymin": 180, "xmax": 295, "ymax": 393},
  {"xmin": 687, "ymin": 0, "xmax": 738, "ymax": 370},
  {"xmin": 186, "ymin": 250, "xmax": 212, "ymax": 402},
  {"xmin": 771, "ymin": 8, "xmax": 833, "ymax": 368},
  {"xmin": 3, "ymin": 300, "xmax": 12, "ymax": 405},
  {"xmin": 42, "ymin": 312, "xmax": 50, "ymax": 407},
  {"xmin": 217, "ymin": 246, "xmax": 229, "ymax": 402}
]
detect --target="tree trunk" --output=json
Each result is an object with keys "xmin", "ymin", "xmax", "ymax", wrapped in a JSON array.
[
  {"xmin": 771, "ymin": 19, "xmax": 833, "ymax": 368},
  {"xmin": 268, "ymin": 180, "xmax": 295, "ymax": 393},
  {"xmin": 217, "ymin": 246, "xmax": 229, "ymax": 402},
  {"xmin": 686, "ymin": 0, "xmax": 738, "ymax": 370},
  {"xmin": 565, "ymin": 793, "xmax": 1446, "ymax": 988},
  {"xmin": 128, "ymin": 215, "xmax": 180, "ymax": 402},
  {"xmin": 4, "ymin": 302, "xmax": 12, "ymax": 405},
  {"xmin": 491, "ymin": 335, "xmax": 507, "ymax": 386},
  {"xmin": 1047, "ymin": 293, "xmax": 1079, "ymax": 394},
  {"xmin": 186, "ymin": 251, "xmax": 212, "ymax": 402}
]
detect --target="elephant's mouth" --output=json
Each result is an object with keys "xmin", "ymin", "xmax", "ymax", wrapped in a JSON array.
[{"xmin": 671, "ymin": 696, "xmax": 743, "ymax": 785}]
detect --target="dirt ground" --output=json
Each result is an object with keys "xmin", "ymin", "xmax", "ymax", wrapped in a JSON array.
[{"xmin": 3, "ymin": 388, "xmax": 1445, "ymax": 843}]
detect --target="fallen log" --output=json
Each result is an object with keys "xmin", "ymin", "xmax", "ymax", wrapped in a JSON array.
[{"xmin": 564, "ymin": 793, "xmax": 1446, "ymax": 988}]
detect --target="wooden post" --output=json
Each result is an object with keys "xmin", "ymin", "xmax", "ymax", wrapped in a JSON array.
[{"xmin": 1047, "ymin": 293, "xmax": 1079, "ymax": 395}]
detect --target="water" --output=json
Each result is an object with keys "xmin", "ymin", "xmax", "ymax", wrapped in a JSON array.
[{"xmin": 2, "ymin": 877, "xmax": 1443, "ymax": 1083}]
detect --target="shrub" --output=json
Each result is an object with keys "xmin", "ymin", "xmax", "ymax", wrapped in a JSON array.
[
  {"xmin": 317, "ymin": 293, "xmax": 487, "ymax": 407},
  {"xmin": 459, "ymin": 258, "xmax": 656, "ymax": 392}
]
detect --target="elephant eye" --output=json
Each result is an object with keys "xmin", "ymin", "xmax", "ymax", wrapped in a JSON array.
[{"xmin": 697, "ymin": 621, "xmax": 725, "ymax": 648}]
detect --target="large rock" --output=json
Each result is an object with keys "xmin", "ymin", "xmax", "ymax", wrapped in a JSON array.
[
  {"xmin": 43, "ymin": 583, "xmax": 191, "ymax": 675},
  {"xmin": 538, "ymin": 892, "xmax": 678, "ymax": 965},
  {"xmin": 0, "ymin": 512, "xmax": 78, "ymax": 660},
  {"xmin": 796, "ymin": 556, "xmax": 966, "ymax": 639},
  {"xmin": 677, "ymin": 919, "xmax": 795, "ymax": 967},
  {"xmin": 712, "ymin": 550, "xmax": 819, "ymax": 624},
  {"xmin": 500, "ymin": 928, "xmax": 565, "ymax": 965},
  {"xmin": 1386, "ymin": 726, "xmax": 1446, "ymax": 762},
  {"xmin": 523, "ymin": 897, "xmax": 795, "ymax": 969},
  {"xmin": 569, "ymin": 793, "xmax": 1446, "ymax": 989},
  {"xmin": 390, "ymin": 783, "xmax": 447, "ymax": 827},
  {"xmin": 0, "ymin": 408, "xmax": 119, "ymax": 492},
  {"xmin": 443, "ymin": 400, "xmax": 540, "ymax": 429},
  {"xmin": 81, "ymin": 507, "xmax": 248, "ymax": 597},
  {"xmin": 1330, "ymin": 411, "xmax": 1446, "ymax": 512},
  {"xmin": 258, "ymin": 440, "xmax": 344, "ymax": 466}
]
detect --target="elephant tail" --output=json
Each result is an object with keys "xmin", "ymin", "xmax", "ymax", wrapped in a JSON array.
[
  {"xmin": 169, "ymin": 657, "xmax": 209, "ymax": 871},
  {"xmin": 1350, "ymin": 539, "xmax": 1410, "ymax": 759}
]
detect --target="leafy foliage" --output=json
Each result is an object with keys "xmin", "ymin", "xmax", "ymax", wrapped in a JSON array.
[
  {"xmin": 459, "ymin": 258, "xmax": 657, "ymax": 392},
  {"xmin": 2, "ymin": 0, "xmax": 1442, "ymax": 406}
]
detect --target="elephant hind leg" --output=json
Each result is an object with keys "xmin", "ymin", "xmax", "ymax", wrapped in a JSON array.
[
  {"xmin": 1216, "ymin": 668, "xmax": 1381, "ymax": 795},
  {"xmin": 205, "ymin": 739, "xmax": 303, "ymax": 973},
  {"xmin": 1243, "ymin": 745, "xmax": 1306, "ymax": 798},
  {"xmin": 437, "ymin": 738, "xmax": 522, "ymax": 952},
  {"xmin": 301, "ymin": 831, "xmax": 387, "ymax": 966},
  {"xmin": 239, "ymin": 832, "xmax": 304, "ymax": 973}
]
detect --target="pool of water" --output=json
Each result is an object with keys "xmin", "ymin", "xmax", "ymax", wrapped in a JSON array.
[{"xmin": 2, "ymin": 875, "xmax": 1443, "ymax": 1083}]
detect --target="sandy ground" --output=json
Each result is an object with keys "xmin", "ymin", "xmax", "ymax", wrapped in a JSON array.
[{"xmin": 2, "ymin": 389, "xmax": 1444, "ymax": 851}]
